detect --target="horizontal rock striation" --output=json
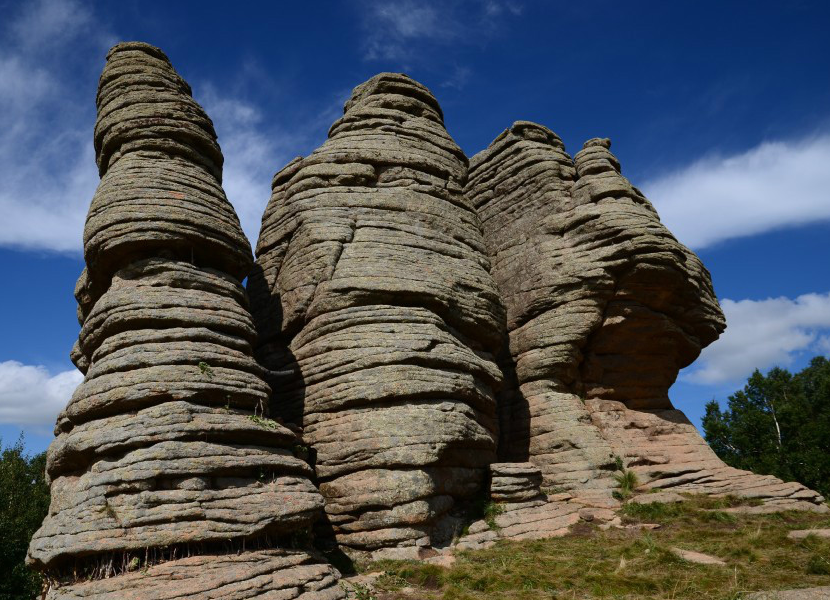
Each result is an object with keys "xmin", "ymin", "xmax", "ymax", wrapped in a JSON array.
[
  {"xmin": 456, "ymin": 462, "xmax": 582, "ymax": 551},
  {"xmin": 249, "ymin": 73, "xmax": 504, "ymax": 556},
  {"xmin": 28, "ymin": 42, "xmax": 342, "ymax": 598},
  {"xmin": 489, "ymin": 462, "xmax": 545, "ymax": 503},
  {"xmin": 466, "ymin": 123, "xmax": 622, "ymax": 499},
  {"xmin": 589, "ymin": 399, "xmax": 826, "ymax": 510},
  {"xmin": 467, "ymin": 122, "xmax": 824, "ymax": 509}
]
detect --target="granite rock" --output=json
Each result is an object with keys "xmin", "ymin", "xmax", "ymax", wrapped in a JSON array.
[
  {"xmin": 466, "ymin": 122, "xmax": 824, "ymax": 510},
  {"xmin": 249, "ymin": 73, "xmax": 504, "ymax": 555},
  {"xmin": 28, "ymin": 41, "xmax": 342, "ymax": 599}
]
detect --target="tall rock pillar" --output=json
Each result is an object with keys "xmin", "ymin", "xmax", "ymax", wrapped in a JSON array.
[
  {"xmin": 466, "ymin": 123, "xmax": 621, "ymax": 503},
  {"xmin": 27, "ymin": 42, "xmax": 343, "ymax": 599},
  {"xmin": 249, "ymin": 73, "xmax": 505, "ymax": 556}
]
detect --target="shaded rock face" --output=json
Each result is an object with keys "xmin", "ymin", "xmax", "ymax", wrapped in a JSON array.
[
  {"xmin": 28, "ymin": 42, "xmax": 342, "ymax": 599},
  {"xmin": 466, "ymin": 122, "xmax": 825, "ymax": 509},
  {"xmin": 249, "ymin": 73, "xmax": 504, "ymax": 554}
]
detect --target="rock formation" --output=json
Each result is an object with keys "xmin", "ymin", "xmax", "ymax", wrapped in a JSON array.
[
  {"xmin": 466, "ymin": 122, "xmax": 825, "ymax": 509},
  {"xmin": 248, "ymin": 73, "xmax": 505, "ymax": 557},
  {"xmin": 27, "ymin": 42, "xmax": 343, "ymax": 599},
  {"xmin": 29, "ymin": 47, "xmax": 827, "ymax": 593}
]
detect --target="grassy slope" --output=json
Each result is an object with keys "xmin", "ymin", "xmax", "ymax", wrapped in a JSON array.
[{"xmin": 358, "ymin": 496, "xmax": 830, "ymax": 600}]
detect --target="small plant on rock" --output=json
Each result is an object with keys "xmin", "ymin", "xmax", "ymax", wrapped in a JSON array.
[
  {"xmin": 483, "ymin": 501, "xmax": 505, "ymax": 531},
  {"xmin": 612, "ymin": 455, "xmax": 638, "ymax": 500},
  {"xmin": 197, "ymin": 361, "xmax": 214, "ymax": 378},
  {"xmin": 344, "ymin": 582, "xmax": 377, "ymax": 600},
  {"xmin": 249, "ymin": 414, "xmax": 280, "ymax": 430}
]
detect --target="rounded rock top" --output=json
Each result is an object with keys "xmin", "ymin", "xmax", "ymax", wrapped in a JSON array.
[
  {"xmin": 105, "ymin": 41, "xmax": 171, "ymax": 63},
  {"xmin": 343, "ymin": 71, "xmax": 445, "ymax": 121}
]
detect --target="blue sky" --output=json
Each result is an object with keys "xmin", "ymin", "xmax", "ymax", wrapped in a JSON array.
[{"xmin": 1, "ymin": 0, "xmax": 829, "ymax": 454}]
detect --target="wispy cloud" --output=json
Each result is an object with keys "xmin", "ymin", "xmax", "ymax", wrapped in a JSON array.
[
  {"xmin": 682, "ymin": 292, "xmax": 830, "ymax": 385},
  {"xmin": 197, "ymin": 85, "xmax": 343, "ymax": 245},
  {"xmin": 440, "ymin": 65, "xmax": 472, "ymax": 90},
  {"xmin": 0, "ymin": 0, "xmax": 340, "ymax": 254},
  {"xmin": 198, "ymin": 88, "xmax": 286, "ymax": 245},
  {"xmin": 0, "ymin": 361, "xmax": 82, "ymax": 428},
  {"xmin": 9, "ymin": 0, "xmax": 94, "ymax": 50},
  {"xmin": 0, "ymin": 0, "xmax": 111, "ymax": 253},
  {"xmin": 360, "ymin": 0, "xmax": 522, "ymax": 69},
  {"xmin": 643, "ymin": 133, "xmax": 830, "ymax": 249}
]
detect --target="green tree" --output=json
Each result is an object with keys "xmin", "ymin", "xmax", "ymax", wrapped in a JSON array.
[
  {"xmin": 702, "ymin": 356, "xmax": 830, "ymax": 498},
  {"xmin": 0, "ymin": 437, "xmax": 49, "ymax": 600}
]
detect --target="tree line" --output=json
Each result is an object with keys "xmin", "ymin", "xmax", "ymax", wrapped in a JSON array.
[{"xmin": 703, "ymin": 355, "xmax": 830, "ymax": 499}]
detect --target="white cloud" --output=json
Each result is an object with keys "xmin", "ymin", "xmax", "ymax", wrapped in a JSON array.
[
  {"xmin": 360, "ymin": 0, "xmax": 521, "ymax": 65},
  {"xmin": 643, "ymin": 134, "xmax": 830, "ymax": 249},
  {"xmin": 198, "ymin": 86, "xmax": 340, "ymax": 246},
  {"xmin": 441, "ymin": 65, "xmax": 472, "ymax": 90},
  {"xmin": 682, "ymin": 292, "xmax": 830, "ymax": 385},
  {"xmin": 0, "ymin": 361, "xmax": 82, "ymax": 427},
  {"xmin": 198, "ymin": 89, "xmax": 282, "ymax": 246},
  {"xmin": 0, "ymin": 0, "xmax": 336, "ymax": 254},
  {"xmin": 10, "ymin": 0, "xmax": 93, "ymax": 50},
  {"xmin": 0, "ymin": 0, "xmax": 109, "ymax": 253}
]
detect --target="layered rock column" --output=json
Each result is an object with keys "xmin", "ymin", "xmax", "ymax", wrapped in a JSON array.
[
  {"xmin": 571, "ymin": 138, "xmax": 825, "ymax": 508},
  {"xmin": 466, "ymin": 123, "xmax": 622, "ymax": 501},
  {"xmin": 467, "ymin": 123, "xmax": 825, "ymax": 509},
  {"xmin": 27, "ymin": 42, "xmax": 343, "ymax": 599},
  {"xmin": 249, "ymin": 73, "xmax": 504, "ymax": 555}
]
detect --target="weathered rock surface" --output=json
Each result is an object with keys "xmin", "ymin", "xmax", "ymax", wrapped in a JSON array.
[
  {"xmin": 456, "ymin": 462, "xmax": 577, "ymax": 550},
  {"xmin": 589, "ymin": 398, "xmax": 827, "ymax": 508},
  {"xmin": 28, "ymin": 42, "xmax": 342, "ymax": 598},
  {"xmin": 467, "ymin": 124, "xmax": 620, "ymax": 498},
  {"xmin": 787, "ymin": 529, "xmax": 830, "ymax": 540},
  {"xmin": 748, "ymin": 588, "xmax": 830, "ymax": 600},
  {"xmin": 628, "ymin": 491, "xmax": 684, "ymax": 505},
  {"xmin": 466, "ymin": 122, "xmax": 825, "ymax": 510},
  {"xmin": 41, "ymin": 550, "xmax": 343, "ymax": 600},
  {"xmin": 249, "ymin": 72, "xmax": 504, "ymax": 555},
  {"xmin": 670, "ymin": 547, "xmax": 726, "ymax": 566},
  {"xmin": 489, "ymin": 462, "xmax": 545, "ymax": 503}
]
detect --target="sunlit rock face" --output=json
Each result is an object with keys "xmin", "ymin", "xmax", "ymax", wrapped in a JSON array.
[
  {"xmin": 465, "ymin": 122, "xmax": 822, "ymax": 509},
  {"xmin": 28, "ymin": 42, "xmax": 343, "ymax": 599},
  {"xmin": 249, "ymin": 73, "xmax": 505, "ymax": 556}
]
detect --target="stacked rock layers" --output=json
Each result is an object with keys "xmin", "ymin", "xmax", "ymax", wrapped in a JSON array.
[
  {"xmin": 28, "ymin": 42, "xmax": 343, "ymax": 599},
  {"xmin": 456, "ymin": 462, "xmax": 583, "ymax": 550},
  {"xmin": 466, "ymin": 123, "xmax": 626, "ymax": 498},
  {"xmin": 467, "ymin": 122, "xmax": 825, "ymax": 509},
  {"xmin": 249, "ymin": 73, "xmax": 504, "ymax": 555}
]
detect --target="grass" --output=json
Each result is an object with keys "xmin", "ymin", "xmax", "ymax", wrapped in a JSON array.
[
  {"xmin": 249, "ymin": 414, "xmax": 281, "ymax": 430},
  {"xmin": 360, "ymin": 495, "xmax": 830, "ymax": 599},
  {"xmin": 483, "ymin": 501, "xmax": 505, "ymax": 530},
  {"xmin": 612, "ymin": 456, "xmax": 638, "ymax": 501}
]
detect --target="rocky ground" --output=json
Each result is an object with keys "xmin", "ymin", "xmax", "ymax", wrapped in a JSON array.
[{"xmin": 338, "ymin": 494, "xmax": 830, "ymax": 600}]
